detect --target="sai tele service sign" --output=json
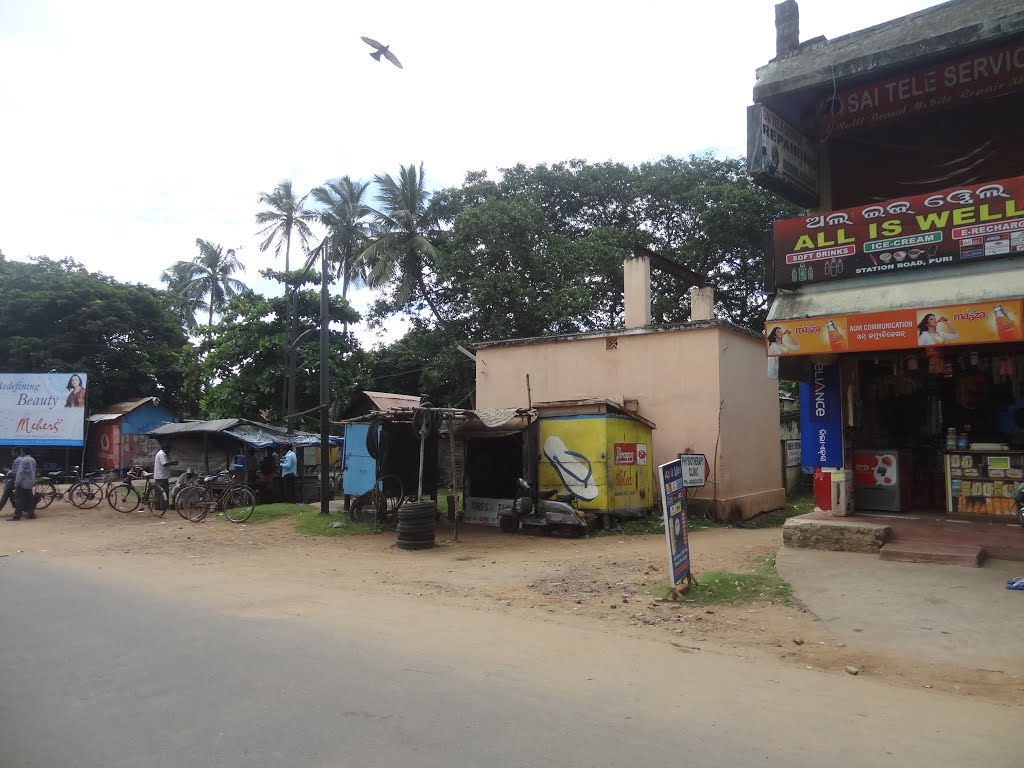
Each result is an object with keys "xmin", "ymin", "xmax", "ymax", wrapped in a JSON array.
[{"xmin": 0, "ymin": 373, "xmax": 88, "ymax": 446}]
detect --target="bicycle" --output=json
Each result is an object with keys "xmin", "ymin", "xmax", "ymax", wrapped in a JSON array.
[
  {"xmin": 107, "ymin": 467, "xmax": 169, "ymax": 516},
  {"xmin": 177, "ymin": 471, "xmax": 256, "ymax": 523},
  {"xmin": 348, "ymin": 473, "xmax": 406, "ymax": 526},
  {"xmin": 34, "ymin": 467, "xmax": 107, "ymax": 509}
]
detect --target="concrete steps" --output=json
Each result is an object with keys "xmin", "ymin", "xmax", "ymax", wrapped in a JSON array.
[{"xmin": 879, "ymin": 541, "xmax": 986, "ymax": 567}]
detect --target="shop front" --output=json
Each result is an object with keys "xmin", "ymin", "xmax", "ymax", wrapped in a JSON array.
[{"xmin": 767, "ymin": 178, "xmax": 1024, "ymax": 520}]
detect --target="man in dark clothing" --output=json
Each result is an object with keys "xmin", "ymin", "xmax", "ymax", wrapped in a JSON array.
[
  {"xmin": 0, "ymin": 448, "xmax": 22, "ymax": 513},
  {"xmin": 10, "ymin": 446, "xmax": 37, "ymax": 520}
]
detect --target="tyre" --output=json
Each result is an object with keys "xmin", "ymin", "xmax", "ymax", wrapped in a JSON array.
[
  {"xmin": 223, "ymin": 487, "xmax": 256, "ymax": 523},
  {"xmin": 397, "ymin": 521, "xmax": 436, "ymax": 535},
  {"xmin": 180, "ymin": 487, "xmax": 212, "ymax": 522},
  {"xmin": 174, "ymin": 486, "xmax": 199, "ymax": 519},
  {"xmin": 71, "ymin": 481, "xmax": 104, "ymax": 509},
  {"xmin": 397, "ymin": 500, "xmax": 435, "ymax": 521},
  {"xmin": 376, "ymin": 474, "xmax": 405, "ymax": 517},
  {"xmin": 33, "ymin": 481, "xmax": 57, "ymax": 509},
  {"xmin": 349, "ymin": 492, "xmax": 377, "ymax": 524},
  {"xmin": 396, "ymin": 531, "xmax": 436, "ymax": 544},
  {"xmin": 109, "ymin": 484, "xmax": 141, "ymax": 513},
  {"xmin": 498, "ymin": 515, "xmax": 520, "ymax": 533},
  {"xmin": 146, "ymin": 485, "xmax": 169, "ymax": 517},
  {"xmin": 396, "ymin": 538, "xmax": 436, "ymax": 550}
]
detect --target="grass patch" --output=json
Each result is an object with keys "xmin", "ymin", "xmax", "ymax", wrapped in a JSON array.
[
  {"xmin": 646, "ymin": 553, "xmax": 792, "ymax": 607},
  {"xmin": 737, "ymin": 487, "xmax": 814, "ymax": 529},
  {"xmin": 233, "ymin": 503, "xmax": 304, "ymax": 524},
  {"xmin": 294, "ymin": 508, "xmax": 379, "ymax": 537}
]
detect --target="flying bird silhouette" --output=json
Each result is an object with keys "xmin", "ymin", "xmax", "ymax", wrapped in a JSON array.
[{"xmin": 361, "ymin": 36, "xmax": 403, "ymax": 69}]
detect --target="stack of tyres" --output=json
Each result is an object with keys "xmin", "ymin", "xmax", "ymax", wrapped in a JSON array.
[{"xmin": 396, "ymin": 500, "xmax": 436, "ymax": 550}]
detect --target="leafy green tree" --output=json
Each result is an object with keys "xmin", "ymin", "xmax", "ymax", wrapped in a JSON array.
[
  {"xmin": 0, "ymin": 257, "xmax": 194, "ymax": 414},
  {"xmin": 361, "ymin": 163, "xmax": 448, "ymax": 329},
  {"xmin": 188, "ymin": 239, "xmax": 247, "ymax": 326},
  {"xmin": 255, "ymin": 179, "xmax": 315, "ymax": 275},
  {"xmin": 159, "ymin": 260, "xmax": 205, "ymax": 331}
]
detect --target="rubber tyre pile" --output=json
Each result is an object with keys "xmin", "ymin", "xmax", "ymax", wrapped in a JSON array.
[{"xmin": 396, "ymin": 500, "xmax": 436, "ymax": 550}]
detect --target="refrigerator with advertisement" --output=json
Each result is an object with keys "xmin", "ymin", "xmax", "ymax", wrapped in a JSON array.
[{"xmin": 852, "ymin": 449, "xmax": 901, "ymax": 512}]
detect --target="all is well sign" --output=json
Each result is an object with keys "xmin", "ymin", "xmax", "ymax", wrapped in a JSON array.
[{"xmin": 767, "ymin": 299, "xmax": 1022, "ymax": 357}]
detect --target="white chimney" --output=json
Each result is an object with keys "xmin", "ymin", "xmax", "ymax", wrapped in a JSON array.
[
  {"xmin": 623, "ymin": 254, "xmax": 652, "ymax": 329},
  {"xmin": 690, "ymin": 286, "xmax": 714, "ymax": 321}
]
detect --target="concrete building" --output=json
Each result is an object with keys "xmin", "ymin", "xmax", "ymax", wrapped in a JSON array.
[{"xmin": 475, "ymin": 252, "xmax": 784, "ymax": 521}]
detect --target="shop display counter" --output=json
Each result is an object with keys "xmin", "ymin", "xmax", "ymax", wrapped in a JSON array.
[{"xmin": 943, "ymin": 449, "xmax": 1024, "ymax": 517}]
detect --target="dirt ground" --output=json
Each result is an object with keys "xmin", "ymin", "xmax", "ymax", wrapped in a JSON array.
[{"xmin": 2, "ymin": 500, "xmax": 1021, "ymax": 704}]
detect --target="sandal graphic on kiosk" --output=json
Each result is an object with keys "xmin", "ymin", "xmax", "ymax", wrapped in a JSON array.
[{"xmin": 543, "ymin": 436, "xmax": 599, "ymax": 502}]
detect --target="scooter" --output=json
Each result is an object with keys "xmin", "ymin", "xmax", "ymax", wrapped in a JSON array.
[{"xmin": 499, "ymin": 477, "xmax": 591, "ymax": 537}]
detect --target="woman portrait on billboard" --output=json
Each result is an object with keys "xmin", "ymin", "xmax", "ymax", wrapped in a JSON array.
[
  {"xmin": 64, "ymin": 374, "xmax": 87, "ymax": 407},
  {"xmin": 767, "ymin": 326, "xmax": 800, "ymax": 355},
  {"xmin": 917, "ymin": 313, "xmax": 959, "ymax": 346}
]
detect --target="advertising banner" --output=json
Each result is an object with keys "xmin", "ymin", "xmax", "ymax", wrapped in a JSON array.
[
  {"xmin": 816, "ymin": 39, "xmax": 1024, "ymax": 137},
  {"xmin": 539, "ymin": 417, "xmax": 607, "ymax": 509},
  {"xmin": 0, "ymin": 372, "xmax": 88, "ymax": 447},
  {"xmin": 613, "ymin": 442, "xmax": 647, "ymax": 466},
  {"xmin": 767, "ymin": 299, "xmax": 1023, "ymax": 356},
  {"xmin": 853, "ymin": 450, "xmax": 899, "ymax": 488},
  {"xmin": 773, "ymin": 175, "xmax": 1024, "ymax": 288},
  {"xmin": 799, "ymin": 364, "xmax": 842, "ymax": 468},
  {"xmin": 94, "ymin": 421, "xmax": 120, "ymax": 469},
  {"xmin": 658, "ymin": 459, "xmax": 691, "ymax": 588},
  {"xmin": 747, "ymin": 104, "xmax": 818, "ymax": 205}
]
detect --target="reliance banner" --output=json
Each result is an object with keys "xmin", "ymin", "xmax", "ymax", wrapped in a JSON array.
[
  {"xmin": 799, "ymin": 364, "xmax": 842, "ymax": 468},
  {"xmin": 0, "ymin": 372, "xmax": 88, "ymax": 446}
]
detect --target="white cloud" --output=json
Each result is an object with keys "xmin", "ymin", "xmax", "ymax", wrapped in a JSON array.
[{"xmin": 0, "ymin": 0, "xmax": 942, "ymax": 348}]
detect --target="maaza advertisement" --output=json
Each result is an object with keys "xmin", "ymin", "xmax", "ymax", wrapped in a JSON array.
[
  {"xmin": 773, "ymin": 175, "xmax": 1024, "ymax": 288},
  {"xmin": 0, "ymin": 372, "xmax": 88, "ymax": 446},
  {"xmin": 767, "ymin": 299, "xmax": 1023, "ymax": 356}
]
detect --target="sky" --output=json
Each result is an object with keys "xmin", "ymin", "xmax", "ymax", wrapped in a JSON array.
[{"xmin": 0, "ymin": 0, "xmax": 943, "ymax": 346}]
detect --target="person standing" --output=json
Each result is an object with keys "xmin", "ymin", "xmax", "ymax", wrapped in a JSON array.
[
  {"xmin": 244, "ymin": 448, "xmax": 259, "ymax": 488},
  {"xmin": 152, "ymin": 443, "xmax": 178, "ymax": 507},
  {"xmin": 10, "ymin": 446, "xmax": 37, "ymax": 520},
  {"xmin": 0, "ymin": 448, "xmax": 22, "ymax": 513},
  {"xmin": 259, "ymin": 448, "xmax": 278, "ymax": 502},
  {"xmin": 280, "ymin": 444, "xmax": 298, "ymax": 504}
]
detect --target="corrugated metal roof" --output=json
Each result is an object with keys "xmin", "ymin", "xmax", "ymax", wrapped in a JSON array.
[
  {"xmin": 535, "ymin": 399, "xmax": 656, "ymax": 429},
  {"xmin": 88, "ymin": 397, "xmax": 161, "ymax": 423},
  {"xmin": 149, "ymin": 419, "xmax": 241, "ymax": 436},
  {"xmin": 148, "ymin": 418, "xmax": 339, "ymax": 448},
  {"xmin": 362, "ymin": 391, "xmax": 421, "ymax": 412}
]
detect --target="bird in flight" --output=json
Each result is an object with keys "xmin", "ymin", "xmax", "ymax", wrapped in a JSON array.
[{"xmin": 361, "ymin": 36, "xmax": 403, "ymax": 69}]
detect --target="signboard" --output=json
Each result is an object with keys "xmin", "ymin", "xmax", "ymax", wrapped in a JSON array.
[
  {"xmin": 94, "ymin": 421, "xmax": 120, "ymax": 469},
  {"xmin": 799, "ymin": 363, "xmax": 842, "ymax": 467},
  {"xmin": 0, "ymin": 372, "xmax": 88, "ymax": 447},
  {"xmin": 463, "ymin": 497, "xmax": 513, "ymax": 527},
  {"xmin": 747, "ymin": 104, "xmax": 818, "ymax": 205},
  {"xmin": 678, "ymin": 453, "xmax": 709, "ymax": 487},
  {"xmin": 817, "ymin": 39, "xmax": 1024, "ymax": 137},
  {"xmin": 613, "ymin": 442, "xmax": 648, "ymax": 466},
  {"xmin": 772, "ymin": 175, "xmax": 1024, "ymax": 288},
  {"xmin": 658, "ymin": 459, "xmax": 691, "ymax": 588},
  {"xmin": 784, "ymin": 439, "xmax": 801, "ymax": 468},
  {"xmin": 767, "ymin": 299, "xmax": 1023, "ymax": 356}
]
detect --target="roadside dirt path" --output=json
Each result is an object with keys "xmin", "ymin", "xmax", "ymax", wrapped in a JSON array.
[{"xmin": 2, "ymin": 501, "xmax": 1020, "ymax": 704}]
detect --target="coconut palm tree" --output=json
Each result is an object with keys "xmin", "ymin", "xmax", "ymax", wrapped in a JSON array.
[
  {"xmin": 360, "ymin": 162, "xmax": 447, "ymax": 328},
  {"xmin": 255, "ymin": 179, "xmax": 314, "ymax": 276},
  {"xmin": 188, "ymin": 239, "xmax": 247, "ymax": 326},
  {"xmin": 160, "ymin": 260, "xmax": 205, "ymax": 331},
  {"xmin": 310, "ymin": 176, "xmax": 372, "ymax": 333}
]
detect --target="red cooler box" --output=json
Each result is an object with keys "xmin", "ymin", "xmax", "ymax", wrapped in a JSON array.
[{"xmin": 852, "ymin": 449, "xmax": 901, "ymax": 512}]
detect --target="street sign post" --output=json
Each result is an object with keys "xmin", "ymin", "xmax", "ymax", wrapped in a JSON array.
[{"xmin": 678, "ymin": 453, "xmax": 710, "ymax": 487}]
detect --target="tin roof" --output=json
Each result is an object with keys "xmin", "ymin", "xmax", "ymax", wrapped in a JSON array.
[
  {"xmin": 148, "ymin": 418, "xmax": 338, "ymax": 448},
  {"xmin": 87, "ymin": 397, "xmax": 161, "ymax": 423},
  {"xmin": 535, "ymin": 399, "xmax": 656, "ymax": 429},
  {"xmin": 361, "ymin": 391, "xmax": 421, "ymax": 411}
]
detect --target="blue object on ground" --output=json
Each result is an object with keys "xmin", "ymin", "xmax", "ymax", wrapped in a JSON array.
[{"xmin": 1007, "ymin": 579, "xmax": 1024, "ymax": 591}]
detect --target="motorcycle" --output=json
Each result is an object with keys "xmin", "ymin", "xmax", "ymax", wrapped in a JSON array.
[{"xmin": 499, "ymin": 477, "xmax": 591, "ymax": 537}]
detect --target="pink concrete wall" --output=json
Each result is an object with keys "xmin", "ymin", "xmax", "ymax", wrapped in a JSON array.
[{"xmin": 475, "ymin": 325, "xmax": 783, "ymax": 519}]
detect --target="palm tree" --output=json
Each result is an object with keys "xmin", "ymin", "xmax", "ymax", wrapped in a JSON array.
[
  {"xmin": 255, "ymin": 179, "xmax": 314, "ymax": 276},
  {"xmin": 310, "ymin": 176, "xmax": 372, "ymax": 334},
  {"xmin": 360, "ymin": 162, "xmax": 447, "ymax": 328},
  {"xmin": 188, "ymin": 239, "xmax": 247, "ymax": 326},
  {"xmin": 160, "ymin": 260, "xmax": 205, "ymax": 331}
]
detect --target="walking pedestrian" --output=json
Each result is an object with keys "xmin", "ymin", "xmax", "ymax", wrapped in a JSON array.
[
  {"xmin": 280, "ymin": 443, "xmax": 298, "ymax": 504},
  {"xmin": 0, "ymin": 448, "xmax": 22, "ymax": 513},
  {"xmin": 10, "ymin": 446, "xmax": 37, "ymax": 520}
]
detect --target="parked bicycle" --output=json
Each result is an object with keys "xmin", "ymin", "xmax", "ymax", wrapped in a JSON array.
[
  {"xmin": 107, "ymin": 466, "xmax": 169, "ymax": 515},
  {"xmin": 348, "ymin": 473, "xmax": 406, "ymax": 526},
  {"xmin": 177, "ymin": 471, "xmax": 256, "ymax": 523},
  {"xmin": 34, "ymin": 467, "xmax": 108, "ymax": 509}
]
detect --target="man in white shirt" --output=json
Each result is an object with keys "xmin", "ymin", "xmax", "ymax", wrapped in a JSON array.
[{"xmin": 153, "ymin": 443, "xmax": 178, "ymax": 504}]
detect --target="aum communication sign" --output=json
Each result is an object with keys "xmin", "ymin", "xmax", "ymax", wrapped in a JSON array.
[{"xmin": 0, "ymin": 372, "xmax": 88, "ymax": 446}]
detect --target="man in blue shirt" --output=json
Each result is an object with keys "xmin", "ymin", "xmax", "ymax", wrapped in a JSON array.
[
  {"xmin": 0, "ymin": 448, "xmax": 22, "ymax": 513},
  {"xmin": 11, "ymin": 446, "xmax": 37, "ymax": 520},
  {"xmin": 280, "ymin": 444, "xmax": 298, "ymax": 504}
]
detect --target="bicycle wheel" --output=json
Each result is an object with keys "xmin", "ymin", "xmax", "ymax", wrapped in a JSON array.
[
  {"xmin": 376, "ymin": 474, "xmax": 405, "ymax": 520},
  {"xmin": 349, "ymin": 491, "xmax": 377, "ymax": 523},
  {"xmin": 33, "ymin": 480, "xmax": 57, "ymax": 509},
  {"xmin": 180, "ymin": 486, "xmax": 212, "ymax": 522},
  {"xmin": 222, "ymin": 486, "xmax": 256, "ymax": 523},
  {"xmin": 176, "ymin": 485, "xmax": 199, "ymax": 520},
  {"xmin": 145, "ymin": 485, "xmax": 169, "ymax": 517},
  {"xmin": 108, "ymin": 484, "xmax": 141, "ymax": 513},
  {"xmin": 70, "ymin": 480, "xmax": 104, "ymax": 509}
]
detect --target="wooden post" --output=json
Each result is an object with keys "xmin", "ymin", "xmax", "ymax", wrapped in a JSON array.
[{"xmin": 449, "ymin": 414, "xmax": 459, "ymax": 542}]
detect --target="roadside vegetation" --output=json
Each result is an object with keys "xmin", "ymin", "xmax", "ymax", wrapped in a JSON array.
[
  {"xmin": 225, "ymin": 503, "xmax": 379, "ymax": 537},
  {"xmin": 647, "ymin": 554, "xmax": 793, "ymax": 607}
]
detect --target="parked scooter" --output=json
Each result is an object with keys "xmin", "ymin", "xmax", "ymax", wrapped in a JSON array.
[
  {"xmin": 499, "ymin": 477, "xmax": 591, "ymax": 537},
  {"xmin": 1017, "ymin": 481, "xmax": 1024, "ymax": 529}
]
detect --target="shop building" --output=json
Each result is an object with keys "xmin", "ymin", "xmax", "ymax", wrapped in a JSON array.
[{"xmin": 751, "ymin": 0, "xmax": 1024, "ymax": 521}]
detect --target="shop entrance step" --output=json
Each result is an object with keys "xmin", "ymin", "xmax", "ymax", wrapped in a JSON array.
[{"xmin": 879, "ymin": 541, "xmax": 986, "ymax": 567}]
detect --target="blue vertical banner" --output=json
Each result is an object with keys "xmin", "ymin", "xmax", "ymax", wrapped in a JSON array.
[
  {"xmin": 799, "ymin": 363, "xmax": 843, "ymax": 467},
  {"xmin": 658, "ymin": 459, "xmax": 691, "ymax": 588}
]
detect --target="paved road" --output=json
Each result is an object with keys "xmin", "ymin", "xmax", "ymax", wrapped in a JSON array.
[{"xmin": 0, "ymin": 557, "xmax": 1017, "ymax": 767}]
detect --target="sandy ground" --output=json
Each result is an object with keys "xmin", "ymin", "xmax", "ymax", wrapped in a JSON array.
[{"xmin": 2, "ymin": 500, "xmax": 1021, "ymax": 705}]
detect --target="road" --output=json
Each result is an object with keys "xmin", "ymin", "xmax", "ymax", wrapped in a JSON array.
[{"xmin": 0, "ymin": 556, "xmax": 1018, "ymax": 768}]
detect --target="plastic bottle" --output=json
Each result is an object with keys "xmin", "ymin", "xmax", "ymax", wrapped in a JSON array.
[
  {"xmin": 826, "ymin": 320, "xmax": 847, "ymax": 352},
  {"xmin": 994, "ymin": 305, "xmax": 1017, "ymax": 342}
]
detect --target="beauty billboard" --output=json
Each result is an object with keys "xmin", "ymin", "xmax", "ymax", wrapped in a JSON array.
[
  {"xmin": 0, "ymin": 372, "xmax": 88, "ymax": 446},
  {"xmin": 773, "ymin": 175, "xmax": 1024, "ymax": 289}
]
